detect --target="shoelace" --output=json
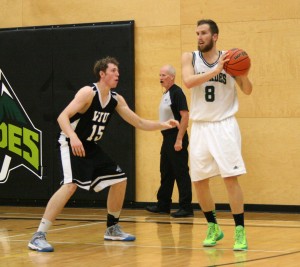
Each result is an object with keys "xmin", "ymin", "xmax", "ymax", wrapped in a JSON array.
[
  {"xmin": 112, "ymin": 224, "xmax": 123, "ymax": 235},
  {"xmin": 35, "ymin": 233, "xmax": 46, "ymax": 240}
]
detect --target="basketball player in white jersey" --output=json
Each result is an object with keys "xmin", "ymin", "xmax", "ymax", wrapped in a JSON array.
[
  {"xmin": 28, "ymin": 56, "xmax": 179, "ymax": 252},
  {"xmin": 181, "ymin": 19, "xmax": 252, "ymax": 250}
]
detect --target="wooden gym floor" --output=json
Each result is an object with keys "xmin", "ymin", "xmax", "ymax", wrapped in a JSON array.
[{"xmin": 0, "ymin": 206, "xmax": 299, "ymax": 266}]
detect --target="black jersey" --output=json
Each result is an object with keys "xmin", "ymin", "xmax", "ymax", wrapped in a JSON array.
[
  {"xmin": 159, "ymin": 84, "xmax": 189, "ymax": 127},
  {"xmin": 69, "ymin": 83, "xmax": 118, "ymax": 142}
]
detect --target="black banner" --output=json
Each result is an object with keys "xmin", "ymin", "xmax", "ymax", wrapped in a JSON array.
[{"xmin": 0, "ymin": 21, "xmax": 135, "ymax": 206}]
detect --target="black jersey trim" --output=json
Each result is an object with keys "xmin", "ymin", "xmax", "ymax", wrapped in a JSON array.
[
  {"xmin": 192, "ymin": 52, "xmax": 196, "ymax": 73},
  {"xmin": 199, "ymin": 51, "xmax": 222, "ymax": 68}
]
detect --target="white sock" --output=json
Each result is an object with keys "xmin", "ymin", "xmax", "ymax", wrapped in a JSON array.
[
  {"xmin": 37, "ymin": 218, "xmax": 53, "ymax": 233},
  {"xmin": 108, "ymin": 210, "xmax": 121, "ymax": 218}
]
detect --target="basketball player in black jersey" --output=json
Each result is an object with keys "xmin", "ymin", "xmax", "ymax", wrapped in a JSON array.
[{"xmin": 28, "ymin": 56, "xmax": 179, "ymax": 252}]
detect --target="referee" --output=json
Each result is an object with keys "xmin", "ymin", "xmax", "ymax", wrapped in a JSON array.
[{"xmin": 146, "ymin": 65, "xmax": 193, "ymax": 218}]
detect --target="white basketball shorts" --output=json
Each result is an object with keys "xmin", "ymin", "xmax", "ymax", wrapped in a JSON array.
[{"xmin": 190, "ymin": 116, "xmax": 246, "ymax": 181}]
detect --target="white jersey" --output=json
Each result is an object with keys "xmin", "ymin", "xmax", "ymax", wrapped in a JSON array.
[{"xmin": 190, "ymin": 50, "xmax": 238, "ymax": 122}]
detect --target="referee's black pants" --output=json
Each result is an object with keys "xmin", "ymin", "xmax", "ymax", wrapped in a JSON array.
[{"xmin": 157, "ymin": 131, "xmax": 193, "ymax": 211}]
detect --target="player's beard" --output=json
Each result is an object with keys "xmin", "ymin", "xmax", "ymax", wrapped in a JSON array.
[{"xmin": 198, "ymin": 37, "xmax": 214, "ymax": 53}]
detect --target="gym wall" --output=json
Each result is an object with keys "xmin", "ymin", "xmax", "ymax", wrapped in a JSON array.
[{"xmin": 0, "ymin": 0, "xmax": 299, "ymax": 211}]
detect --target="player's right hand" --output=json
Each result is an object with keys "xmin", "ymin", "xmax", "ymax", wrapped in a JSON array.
[{"xmin": 70, "ymin": 134, "xmax": 86, "ymax": 157}]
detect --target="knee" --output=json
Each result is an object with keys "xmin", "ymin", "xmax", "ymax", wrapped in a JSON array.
[
  {"xmin": 224, "ymin": 176, "xmax": 239, "ymax": 190},
  {"xmin": 193, "ymin": 180, "xmax": 208, "ymax": 191}
]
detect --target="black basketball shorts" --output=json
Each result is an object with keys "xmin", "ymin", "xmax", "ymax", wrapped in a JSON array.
[{"xmin": 58, "ymin": 135, "xmax": 127, "ymax": 192}]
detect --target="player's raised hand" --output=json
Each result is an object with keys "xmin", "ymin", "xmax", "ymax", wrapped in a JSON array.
[{"xmin": 216, "ymin": 52, "xmax": 229, "ymax": 73}]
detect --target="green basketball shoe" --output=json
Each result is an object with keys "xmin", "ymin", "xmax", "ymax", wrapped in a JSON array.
[
  {"xmin": 233, "ymin": 225, "xmax": 248, "ymax": 251},
  {"xmin": 203, "ymin": 222, "xmax": 224, "ymax": 247}
]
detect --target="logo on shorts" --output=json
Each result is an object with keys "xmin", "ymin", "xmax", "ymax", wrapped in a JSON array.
[
  {"xmin": 233, "ymin": 166, "xmax": 239, "ymax": 170},
  {"xmin": 0, "ymin": 70, "xmax": 43, "ymax": 183},
  {"xmin": 116, "ymin": 165, "xmax": 122, "ymax": 172}
]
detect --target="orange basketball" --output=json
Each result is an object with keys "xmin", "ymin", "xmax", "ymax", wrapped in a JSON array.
[{"xmin": 223, "ymin": 48, "xmax": 251, "ymax": 76}]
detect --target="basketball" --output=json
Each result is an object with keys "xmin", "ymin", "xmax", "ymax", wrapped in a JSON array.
[{"xmin": 223, "ymin": 48, "xmax": 251, "ymax": 76}]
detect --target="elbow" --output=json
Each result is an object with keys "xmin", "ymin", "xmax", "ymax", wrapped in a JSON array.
[
  {"xmin": 243, "ymin": 89, "xmax": 252, "ymax": 95},
  {"xmin": 57, "ymin": 113, "xmax": 65, "ymax": 127},
  {"xmin": 245, "ymin": 86, "xmax": 253, "ymax": 95},
  {"xmin": 57, "ymin": 114, "xmax": 62, "ymax": 124}
]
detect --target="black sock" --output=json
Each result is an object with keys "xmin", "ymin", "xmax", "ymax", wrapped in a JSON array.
[
  {"xmin": 233, "ymin": 213, "xmax": 244, "ymax": 227},
  {"xmin": 107, "ymin": 214, "xmax": 119, "ymax": 227},
  {"xmin": 204, "ymin": 210, "xmax": 217, "ymax": 224}
]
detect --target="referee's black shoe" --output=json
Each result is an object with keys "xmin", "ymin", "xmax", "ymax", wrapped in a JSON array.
[
  {"xmin": 146, "ymin": 205, "xmax": 170, "ymax": 214},
  {"xmin": 171, "ymin": 209, "xmax": 194, "ymax": 218}
]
